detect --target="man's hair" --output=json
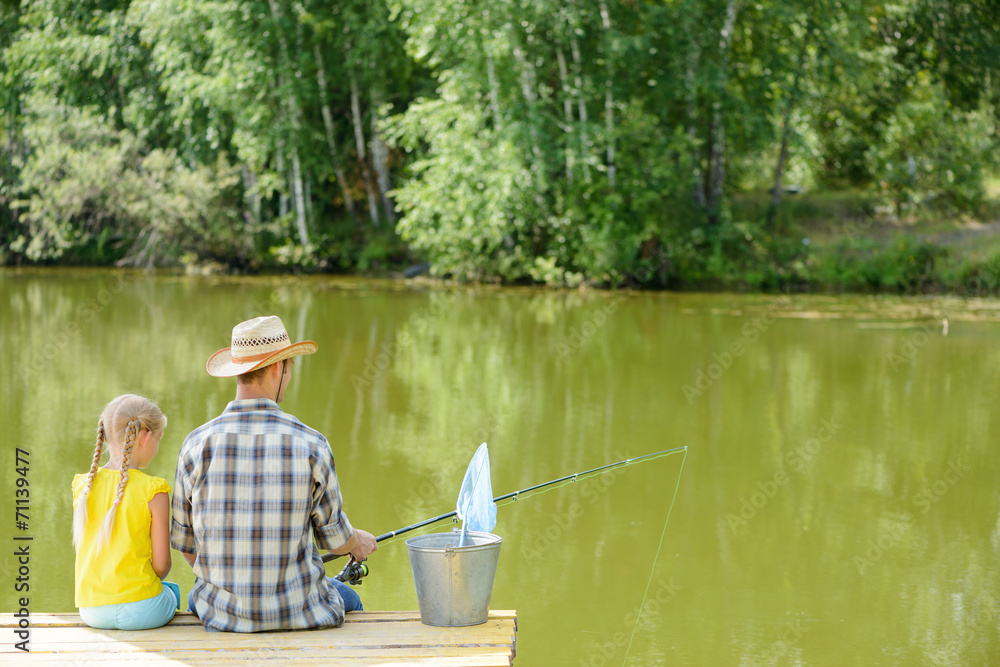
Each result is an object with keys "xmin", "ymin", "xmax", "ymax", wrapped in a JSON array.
[{"xmin": 236, "ymin": 364, "xmax": 274, "ymax": 386}]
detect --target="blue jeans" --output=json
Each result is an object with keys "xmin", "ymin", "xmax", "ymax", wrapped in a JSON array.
[
  {"xmin": 186, "ymin": 578, "xmax": 362, "ymax": 616},
  {"xmin": 79, "ymin": 582, "xmax": 178, "ymax": 630},
  {"xmin": 329, "ymin": 577, "xmax": 363, "ymax": 612}
]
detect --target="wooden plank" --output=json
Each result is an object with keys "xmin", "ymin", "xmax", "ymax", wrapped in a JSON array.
[
  {"xmin": 22, "ymin": 640, "xmax": 515, "ymax": 656},
  {"xmin": 15, "ymin": 610, "xmax": 518, "ymax": 627},
  {"xmin": 4, "ymin": 656, "xmax": 511, "ymax": 667},
  {"xmin": 8, "ymin": 647, "xmax": 511, "ymax": 661},
  {"xmin": 23, "ymin": 613, "xmax": 204, "ymax": 627},
  {"xmin": 3, "ymin": 646, "xmax": 509, "ymax": 658},
  {"xmin": 31, "ymin": 617, "xmax": 514, "ymax": 635},
  {"xmin": 22, "ymin": 642, "xmax": 515, "ymax": 655},
  {"xmin": 0, "ymin": 610, "xmax": 516, "ymax": 666},
  {"xmin": 25, "ymin": 622, "xmax": 514, "ymax": 646}
]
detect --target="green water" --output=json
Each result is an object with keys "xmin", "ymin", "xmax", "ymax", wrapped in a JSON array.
[{"xmin": 1, "ymin": 269, "xmax": 998, "ymax": 666}]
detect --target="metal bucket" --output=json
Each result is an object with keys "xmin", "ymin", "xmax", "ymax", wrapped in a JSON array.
[{"xmin": 405, "ymin": 530, "xmax": 502, "ymax": 627}]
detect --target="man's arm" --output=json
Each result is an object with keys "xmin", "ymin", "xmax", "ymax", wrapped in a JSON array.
[
  {"xmin": 170, "ymin": 441, "xmax": 199, "ymax": 569},
  {"xmin": 311, "ymin": 445, "xmax": 378, "ymax": 560}
]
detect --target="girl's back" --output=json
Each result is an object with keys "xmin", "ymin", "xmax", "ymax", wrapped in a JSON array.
[
  {"xmin": 72, "ymin": 394, "xmax": 177, "ymax": 631},
  {"xmin": 72, "ymin": 468, "xmax": 170, "ymax": 607}
]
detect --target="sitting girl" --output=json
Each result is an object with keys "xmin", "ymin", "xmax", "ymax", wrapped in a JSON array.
[{"xmin": 72, "ymin": 394, "xmax": 178, "ymax": 630}]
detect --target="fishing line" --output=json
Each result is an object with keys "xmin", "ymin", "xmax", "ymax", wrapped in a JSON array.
[{"xmin": 621, "ymin": 446, "xmax": 688, "ymax": 666}]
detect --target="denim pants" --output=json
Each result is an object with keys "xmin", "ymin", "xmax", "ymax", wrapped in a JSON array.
[
  {"xmin": 79, "ymin": 582, "xmax": 179, "ymax": 630},
  {"xmin": 329, "ymin": 578, "xmax": 363, "ymax": 612}
]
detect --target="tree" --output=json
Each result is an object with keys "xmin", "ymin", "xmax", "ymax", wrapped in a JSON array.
[{"xmin": 0, "ymin": 0, "xmax": 25, "ymax": 261}]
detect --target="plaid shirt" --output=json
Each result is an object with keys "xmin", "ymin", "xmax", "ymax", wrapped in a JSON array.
[{"xmin": 170, "ymin": 399, "xmax": 355, "ymax": 632}]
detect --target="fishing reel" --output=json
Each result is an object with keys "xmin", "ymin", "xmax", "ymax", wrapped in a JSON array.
[{"xmin": 334, "ymin": 560, "xmax": 369, "ymax": 586}]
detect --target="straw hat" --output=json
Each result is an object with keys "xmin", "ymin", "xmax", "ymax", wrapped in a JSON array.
[{"xmin": 206, "ymin": 316, "xmax": 317, "ymax": 377}]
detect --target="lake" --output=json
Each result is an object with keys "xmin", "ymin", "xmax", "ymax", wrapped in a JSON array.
[{"xmin": 1, "ymin": 268, "xmax": 998, "ymax": 665}]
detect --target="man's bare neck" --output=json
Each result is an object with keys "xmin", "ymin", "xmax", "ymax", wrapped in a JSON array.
[{"xmin": 235, "ymin": 383, "xmax": 276, "ymax": 401}]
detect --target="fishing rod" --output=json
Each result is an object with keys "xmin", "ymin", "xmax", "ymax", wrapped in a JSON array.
[{"xmin": 323, "ymin": 445, "xmax": 687, "ymax": 570}]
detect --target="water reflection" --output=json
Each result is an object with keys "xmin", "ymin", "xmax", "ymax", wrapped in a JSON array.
[{"xmin": 2, "ymin": 269, "xmax": 998, "ymax": 666}]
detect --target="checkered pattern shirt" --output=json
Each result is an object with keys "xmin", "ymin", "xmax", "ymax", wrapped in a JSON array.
[{"xmin": 170, "ymin": 399, "xmax": 355, "ymax": 632}]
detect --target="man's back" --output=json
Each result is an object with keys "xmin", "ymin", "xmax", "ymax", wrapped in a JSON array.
[{"xmin": 170, "ymin": 398, "xmax": 355, "ymax": 632}]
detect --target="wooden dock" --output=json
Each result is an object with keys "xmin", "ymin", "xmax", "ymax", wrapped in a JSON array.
[{"xmin": 1, "ymin": 610, "xmax": 517, "ymax": 665}]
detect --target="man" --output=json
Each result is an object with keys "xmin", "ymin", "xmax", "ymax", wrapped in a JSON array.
[{"xmin": 170, "ymin": 315, "xmax": 377, "ymax": 632}]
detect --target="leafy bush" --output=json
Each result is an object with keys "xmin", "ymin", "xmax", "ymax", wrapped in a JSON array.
[
  {"xmin": 955, "ymin": 252, "xmax": 1000, "ymax": 294},
  {"xmin": 811, "ymin": 235, "xmax": 946, "ymax": 292},
  {"xmin": 657, "ymin": 216, "xmax": 810, "ymax": 291},
  {"xmin": 865, "ymin": 76, "xmax": 998, "ymax": 216},
  {"xmin": 569, "ymin": 111, "xmax": 700, "ymax": 287},
  {"xmin": 385, "ymin": 88, "xmax": 538, "ymax": 283},
  {"xmin": 11, "ymin": 97, "xmax": 249, "ymax": 267}
]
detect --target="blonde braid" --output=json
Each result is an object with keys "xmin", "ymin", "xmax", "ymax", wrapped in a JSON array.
[
  {"xmin": 96, "ymin": 418, "xmax": 138, "ymax": 552},
  {"xmin": 72, "ymin": 418, "xmax": 107, "ymax": 551}
]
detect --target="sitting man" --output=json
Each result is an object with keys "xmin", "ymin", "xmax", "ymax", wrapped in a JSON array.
[{"xmin": 170, "ymin": 315, "xmax": 377, "ymax": 632}]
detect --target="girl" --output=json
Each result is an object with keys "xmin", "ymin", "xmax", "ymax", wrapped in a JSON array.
[{"xmin": 72, "ymin": 394, "xmax": 178, "ymax": 630}]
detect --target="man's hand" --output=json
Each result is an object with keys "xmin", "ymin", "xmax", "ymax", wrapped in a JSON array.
[
  {"xmin": 328, "ymin": 529, "xmax": 378, "ymax": 561},
  {"xmin": 349, "ymin": 530, "xmax": 378, "ymax": 562}
]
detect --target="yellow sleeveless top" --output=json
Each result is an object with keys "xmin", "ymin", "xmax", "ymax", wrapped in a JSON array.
[{"xmin": 72, "ymin": 469, "xmax": 171, "ymax": 607}]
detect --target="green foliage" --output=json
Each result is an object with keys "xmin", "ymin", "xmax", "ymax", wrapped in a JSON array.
[
  {"xmin": 658, "ymin": 218, "xmax": 809, "ymax": 290},
  {"xmin": 811, "ymin": 235, "xmax": 948, "ymax": 292},
  {"xmin": 864, "ymin": 74, "xmax": 998, "ymax": 214},
  {"xmin": 570, "ymin": 113, "xmax": 700, "ymax": 286},
  {"xmin": 386, "ymin": 88, "xmax": 537, "ymax": 282},
  {"xmin": 956, "ymin": 252, "xmax": 1000, "ymax": 294},
  {"xmin": 12, "ymin": 99, "xmax": 135, "ymax": 261},
  {"xmin": 0, "ymin": 0, "xmax": 997, "ymax": 292},
  {"xmin": 12, "ymin": 97, "xmax": 247, "ymax": 266},
  {"xmin": 732, "ymin": 190, "xmax": 876, "ymax": 231}
]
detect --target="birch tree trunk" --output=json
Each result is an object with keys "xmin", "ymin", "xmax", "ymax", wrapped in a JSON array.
[
  {"xmin": 276, "ymin": 139, "xmax": 289, "ymax": 219},
  {"xmin": 291, "ymin": 153, "xmax": 308, "ymax": 247},
  {"xmin": 570, "ymin": 37, "xmax": 591, "ymax": 183},
  {"xmin": 349, "ymin": 70, "xmax": 381, "ymax": 227},
  {"xmin": 242, "ymin": 166, "xmax": 259, "ymax": 226},
  {"xmin": 685, "ymin": 34, "xmax": 706, "ymax": 208},
  {"xmin": 304, "ymin": 177, "xmax": 313, "ymax": 228},
  {"xmin": 184, "ymin": 122, "xmax": 195, "ymax": 169},
  {"xmin": 314, "ymin": 43, "xmax": 357, "ymax": 220},
  {"xmin": 268, "ymin": 0, "xmax": 309, "ymax": 246},
  {"xmin": 706, "ymin": 0, "xmax": 744, "ymax": 223},
  {"xmin": 3, "ymin": 110, "xmax": 19, "ymax": 229},
  {"xmin": 289, "ymin": 13, "xmax": 309, "ymax": 247},
  {"xmin": 370, "ymin": 93, "xmax": 396, "ymax": 225},
  {"xmin": 511, "ymin": 32, "xmax": 542, "ymax": 173},
  {"xmin": 486, "ymin": 55, "xmax": 502, "ymax": 126},
  {"xmin": 598, "ymin": 0, "xmax": 616, "ymax": 188},
  {"xmin": 556, "ymin": 48, "xmax": 575, "ymax": 185},
  {"xmin": 768, "ymin": 26, "xmax": 812, "ymax": 228}
]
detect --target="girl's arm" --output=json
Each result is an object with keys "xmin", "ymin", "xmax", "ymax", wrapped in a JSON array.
[{"xmin": 149, "ymin": 492, "xmax": 172, "ymax": 579}]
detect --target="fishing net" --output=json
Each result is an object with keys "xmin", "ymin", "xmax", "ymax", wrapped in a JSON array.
[{"xmin": 456, "ymin": 443, "xmax": 497, "ymax": 544}]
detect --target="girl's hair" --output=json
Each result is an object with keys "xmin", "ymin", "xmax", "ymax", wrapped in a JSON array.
[{"xmin": 72, "ymin": 395, "xmax": 167, "ymax": 552}]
